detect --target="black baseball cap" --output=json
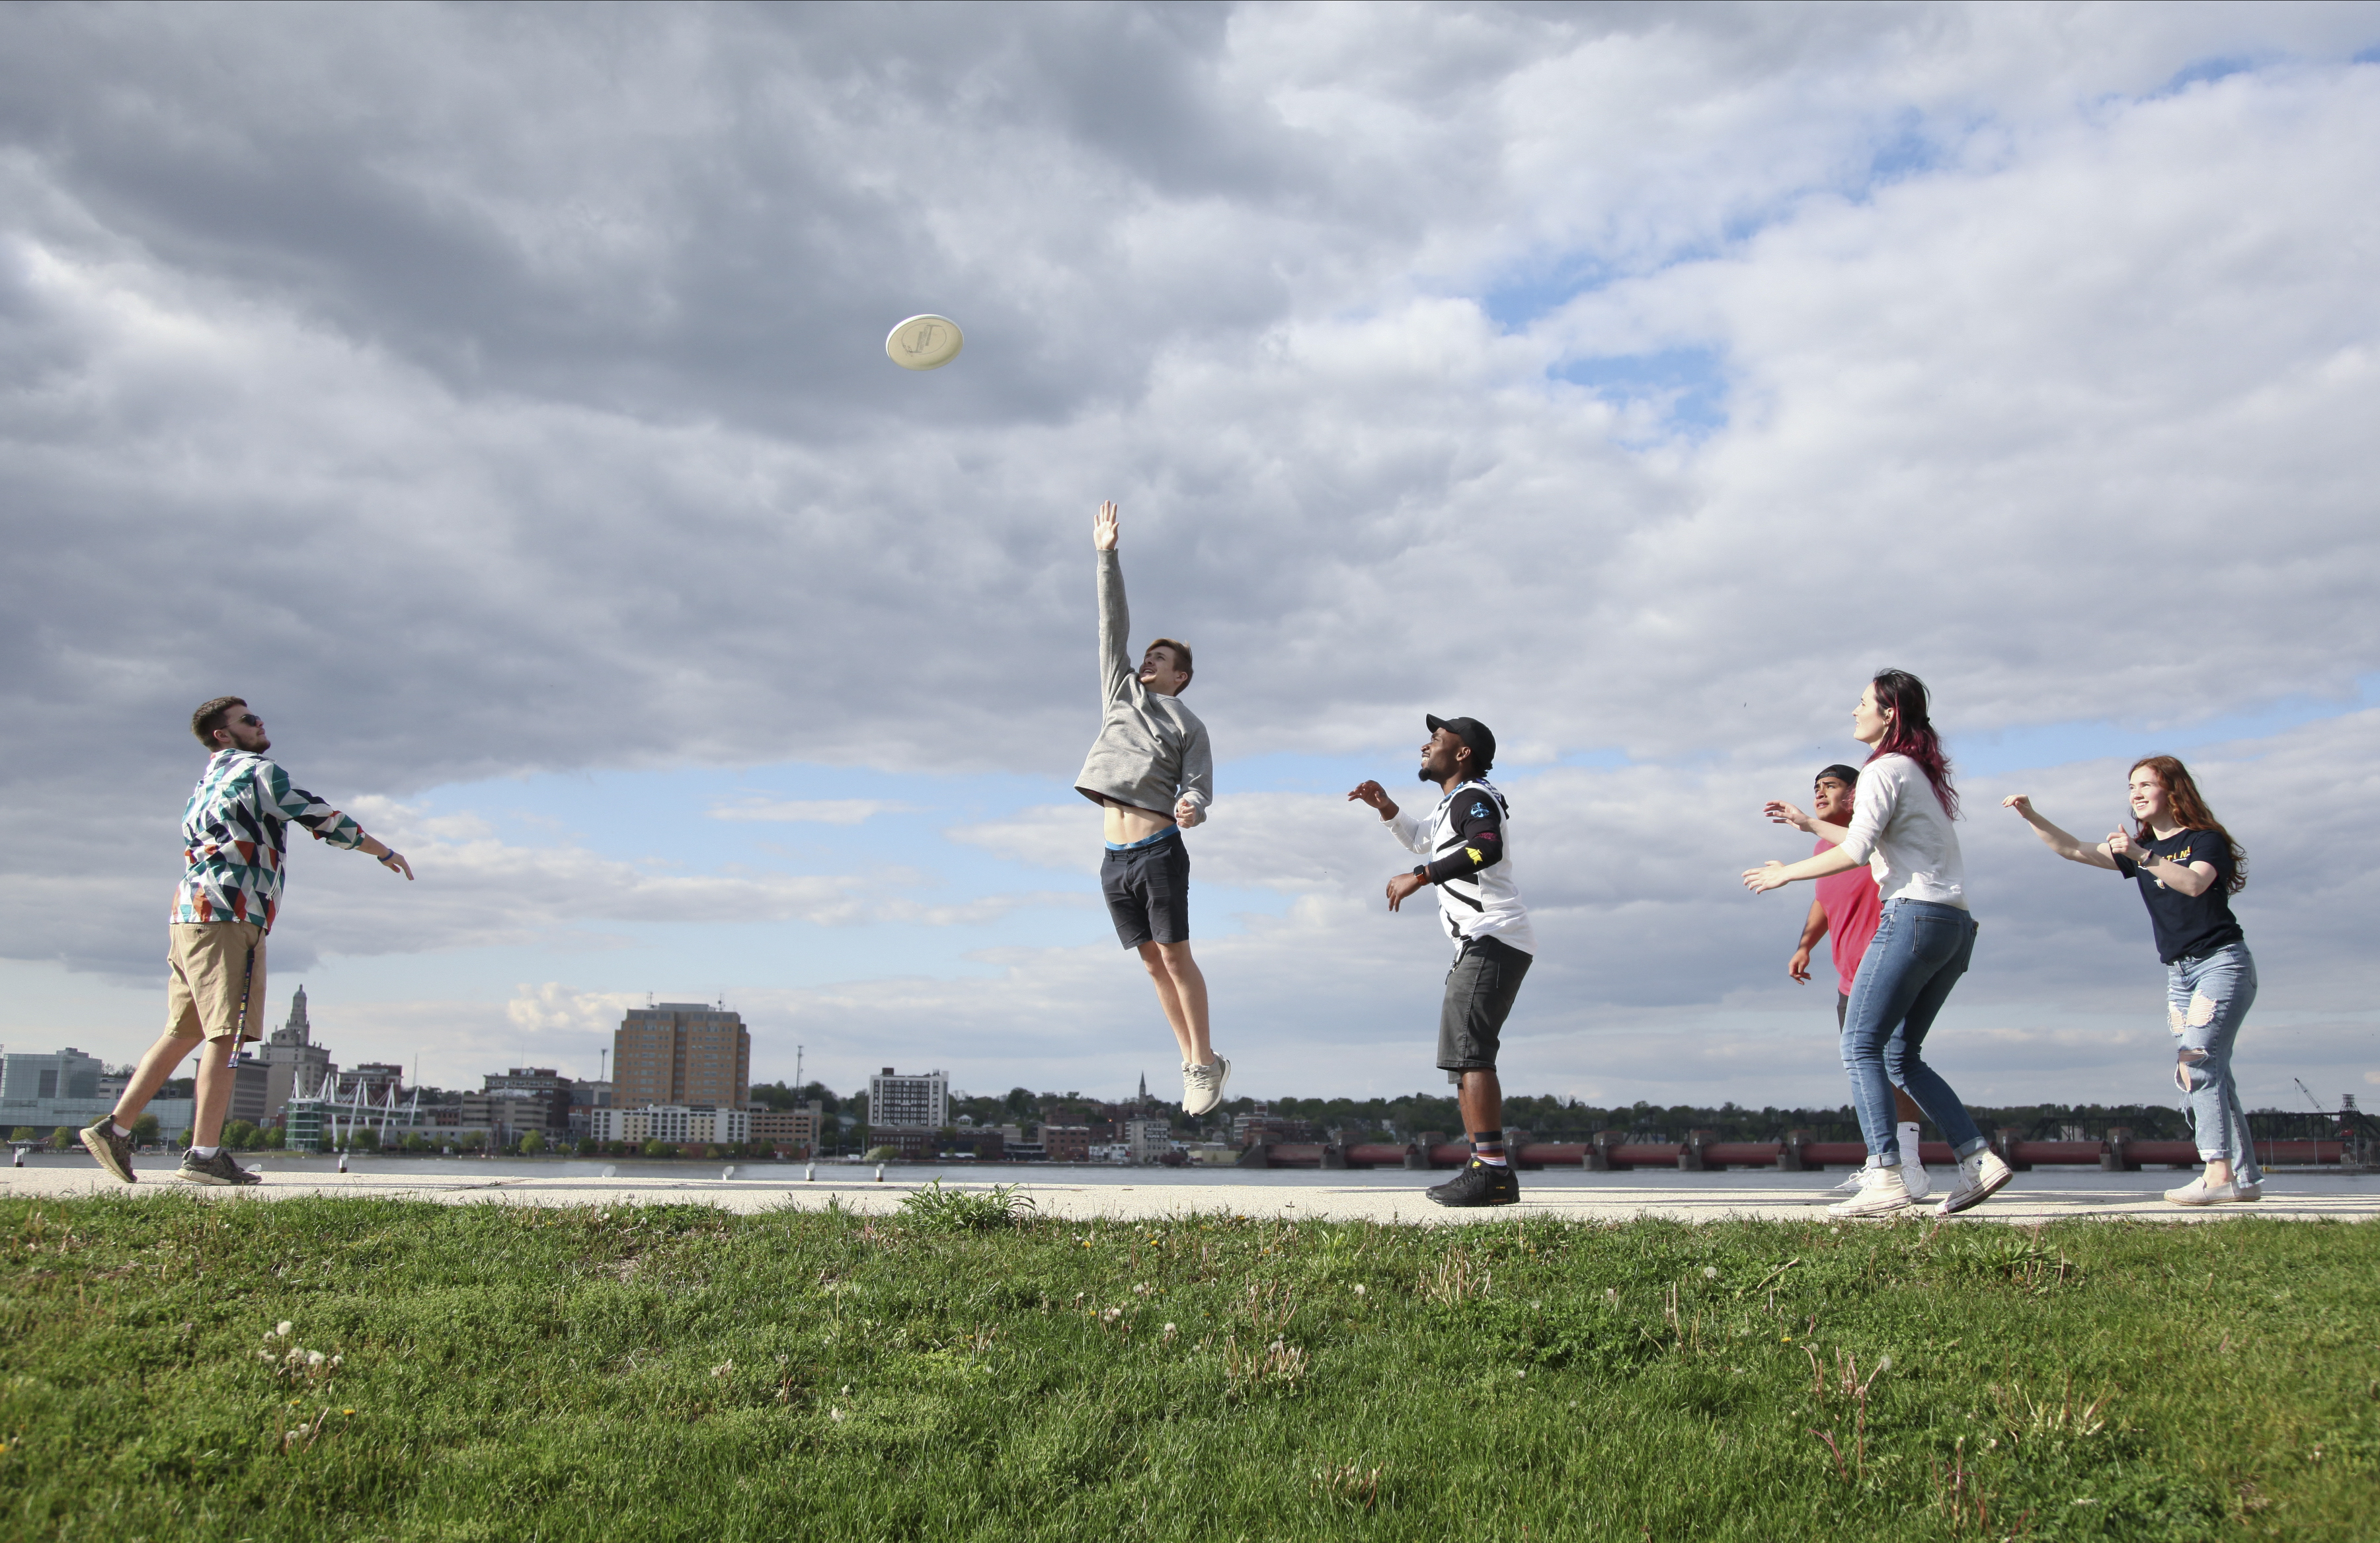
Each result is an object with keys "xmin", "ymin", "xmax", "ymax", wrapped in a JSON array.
[
  {"xmin": 1816, "ymin": 763, "xmax": 1861, "ymax": 785},
  {"xmin": 1427, "ymin": 714, "xmax": 1496, "ymax": 771}
]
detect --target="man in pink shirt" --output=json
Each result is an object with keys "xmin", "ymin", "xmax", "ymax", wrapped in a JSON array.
[{"xmin": 1784, "ymin": 764, "xmax": 1932, "ymax": 1200}]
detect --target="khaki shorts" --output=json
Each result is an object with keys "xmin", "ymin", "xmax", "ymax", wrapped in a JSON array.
[{"xmin": 166, "ymin": 922, "xmax": 268, "ymax": 1043}]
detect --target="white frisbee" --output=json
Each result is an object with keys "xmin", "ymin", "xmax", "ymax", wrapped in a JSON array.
[{"xmin": 885, "ymin": 313, "xmax": 964, "ymax": 370}]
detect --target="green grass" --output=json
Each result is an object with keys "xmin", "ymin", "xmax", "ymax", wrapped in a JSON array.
[{"xmin": 3, "ymin": 1198, "xmax": 2375, "ymax": 1541}]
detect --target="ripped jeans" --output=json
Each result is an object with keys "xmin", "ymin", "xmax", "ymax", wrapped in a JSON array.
[{"xmin": 2167, "ymin": 943, "xmax": 2260, "ymax": 1185}]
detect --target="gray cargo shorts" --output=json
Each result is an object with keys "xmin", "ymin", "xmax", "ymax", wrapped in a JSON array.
[{"xmin": 1437, "ymin": 933, "xmax": 1532, "ymax": 1074}]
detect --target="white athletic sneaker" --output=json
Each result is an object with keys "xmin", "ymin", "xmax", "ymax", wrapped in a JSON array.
[
  {"xmin": 1827, "ymin": 1163, "xmax": 1911, "ymax": 1218},
  {"xmin": 1935, "ymin": 1150, "xmax": 2015, "ymax": 1217},
  {"xmin": 2163, "ymin": 1176, "xmax": 2250, "ymax": 1207},
  {"xmin": 1830, "ymin": 1171, "xmax": 1866, "ymax": 1194},
  {"xmin": 1899, "ymin": 1158, "xmax": 1932, "ymax": 1203},
  {"xmin": 1182, "ymin": 1056, "xmax": 1230, "ymax": 1117}
]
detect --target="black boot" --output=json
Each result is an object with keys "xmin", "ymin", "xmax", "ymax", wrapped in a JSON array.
[{"xmin": 1425, "ymin": 1157, "xmax": 1519, "ymax": 1207}]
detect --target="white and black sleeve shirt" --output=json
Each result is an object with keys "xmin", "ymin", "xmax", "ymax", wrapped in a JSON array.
[{"xmin": 1386, "ymin": 778, "xmax": 1535, "ymax": 955}]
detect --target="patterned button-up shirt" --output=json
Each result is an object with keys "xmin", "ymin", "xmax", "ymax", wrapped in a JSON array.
[{"xmin": 173, "ymin": 750, "xmax": 369, "ymax": 931}]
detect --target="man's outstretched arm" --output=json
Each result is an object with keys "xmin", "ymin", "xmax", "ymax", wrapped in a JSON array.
[{"xmin": 1092, "ymin": 501, "xmax": 1136, "ymax": 705}]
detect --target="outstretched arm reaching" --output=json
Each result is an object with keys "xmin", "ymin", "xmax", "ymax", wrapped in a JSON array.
[
  {"xmin": 2001, "ymin": 794, "xmax": 2121, "ymax": 870},
  {"xmin": 1091, "ymin": 502, "xmax": 1134, "ymax": 705}
]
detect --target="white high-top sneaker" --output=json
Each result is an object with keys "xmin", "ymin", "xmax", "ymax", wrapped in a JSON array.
[
  {"xmin": 1935, "ymin": 1150, "xmax": 2015, "ymax": 1216},
  {"xmin": 1827, "ymin": 1161, "xmax": 1912, "ymax": 1218},
  {"xmin": 1899, "ymin": 1154, "xmax": 1932, "ymax": 1203}
]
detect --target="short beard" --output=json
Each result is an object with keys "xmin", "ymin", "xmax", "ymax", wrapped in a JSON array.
[{"xmin": 1415, "ymin": 766, "xmax": 1438, "ymax": 785}]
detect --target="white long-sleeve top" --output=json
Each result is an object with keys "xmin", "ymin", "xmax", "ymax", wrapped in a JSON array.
[
  {"xmin": 1386, "ymin": 778, "xmax": 1536, "ymax": 954},
  {"xmin": 1837, "ymin": 752, "xmax": 1967, "ymax": 910}
]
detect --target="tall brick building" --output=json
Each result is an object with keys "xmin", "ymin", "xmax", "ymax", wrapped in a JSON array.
[{"xmin": 614, "ymin": 1003, "xmax": 750, "ymax": 1109}]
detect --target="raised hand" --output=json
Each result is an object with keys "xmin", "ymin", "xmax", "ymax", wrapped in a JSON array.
[
  {"xmin": 1346, "ymin": 780, "xmax": 1399, "ymax": 819},
  {"xmin": 1173, "ymin": 795, "xmax": 1204, "ymax": 828},
  {"xmin": 1741, "ymin": 861, "xmax": 1791, "ymax": 894},
  {"xmin": 1763, "ymin": 799, "xmax": 1815, "ymax": 832},
  {"xmin": 2001, "ymin": 793, "xmax": 2035, "ymax": 817},
  {"xmin": 2106, "ymin": 828, "xmax": 2143, "ymax": 863},
  {"xmin": 1093, "ymin": 500, "xmax": 1119, "ymax": 551}
]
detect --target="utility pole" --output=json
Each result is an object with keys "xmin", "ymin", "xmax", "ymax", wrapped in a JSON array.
[{"xmin": 795, "ymin": 1044, "xmax": 805, "ymax": 1095}]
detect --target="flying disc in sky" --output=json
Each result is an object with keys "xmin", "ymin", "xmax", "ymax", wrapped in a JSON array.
[{"xmin": 885, "ymin": 314, "xmax": 964, "ymax": 370}]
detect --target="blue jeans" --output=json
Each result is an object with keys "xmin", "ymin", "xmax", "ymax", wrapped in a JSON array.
[
  {"xmin": 2168, "ymin": 943, "xmax": 2260, "ymax": 1184},
  {"xmin": 1840, "ymin": 899, "xmax": 1989, "ymax": 1164}
]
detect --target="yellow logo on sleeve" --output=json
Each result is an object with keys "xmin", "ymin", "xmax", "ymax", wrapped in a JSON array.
[{"xmin": 1466, "ymin": 847, "xmax": 1484, "ymax": 865}]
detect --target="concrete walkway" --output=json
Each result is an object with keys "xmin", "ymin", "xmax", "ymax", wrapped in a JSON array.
[{"xmin": 7, "ymin": 1156, "xmax": 2376, "ymax": 1224}]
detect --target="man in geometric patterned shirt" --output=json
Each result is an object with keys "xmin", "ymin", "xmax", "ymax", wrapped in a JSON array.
[{"xmin": 80, "ymin": 696, "xmax": 413, "ymax": 1186}]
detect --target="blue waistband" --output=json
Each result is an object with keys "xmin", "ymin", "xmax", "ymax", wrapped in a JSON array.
[{"xmin": 1105, "ymin": 826, "xmax": 1181, "ymax": 852}]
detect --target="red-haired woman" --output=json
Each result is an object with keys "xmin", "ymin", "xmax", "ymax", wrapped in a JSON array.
[
  {"xmin": 2003, "ymin": 757, "xmax": 2260, "ymax": 1205},
  {"xmin": 1745, "ymin": 670, "xmax": 2015, "ymax": 1218}
]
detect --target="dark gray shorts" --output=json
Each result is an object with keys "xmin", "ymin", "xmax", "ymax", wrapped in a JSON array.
[
  {"xmin": 1437, "ymin": 934, "xmax": 1532, "ymax": 1072},
  {"xmin": 1101, "ymin": 829, "xmax": 1189, "ymax": 949}
]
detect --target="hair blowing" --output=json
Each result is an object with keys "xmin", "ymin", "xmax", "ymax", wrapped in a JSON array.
[
  {"xmin": 190, "ymin": 696, "xmax": 247, "ymax": 748},
  {"xmin": 2129, "ymin": 755, "xmax": 2248, "ymax": 894},
  {"xmin": 1866, "ymin": 668, "xmax": 1958, "ymax": 818}
]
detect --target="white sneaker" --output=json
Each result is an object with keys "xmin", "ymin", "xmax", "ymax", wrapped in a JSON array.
[
  {"xmin": 1935, "ymin": 1150, "xmax": 2014, "ymax": 1216},
  {"xmin": 1899, "ymin": 1160, "xmax": 1932, "ymax": 1203},
  {"xmin": 2164, "ymin": 1176, "xmax": 2249, "ymax": 1207},
  {"xmin": 1830, "ymin": 1171, "xmax": 1866, "ymax": 1193},
  {"xmin": 1827, "ymin": 1163, "xmax": 1911, "ymax": 1218},
  {"xmin": 1182, "ymin": 1056, "xmax": 1230, "ymax": 1117}
]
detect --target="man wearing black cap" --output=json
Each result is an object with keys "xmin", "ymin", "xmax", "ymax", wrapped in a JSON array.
[{"xmin": 1349, "ymin": 715, "xmax": 1534, "ymax": 1207}]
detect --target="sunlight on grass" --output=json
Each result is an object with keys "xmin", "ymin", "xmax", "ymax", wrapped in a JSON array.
[{"xmin": 0, "ymin": 1197, "xmax": 2372, "ymax": 1540}]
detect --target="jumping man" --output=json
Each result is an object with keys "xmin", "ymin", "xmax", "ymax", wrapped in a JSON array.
[
  {"xmin": 1349, "ymin": 715, "xmax": 1534, "ymax": 1207},
  {"xmin": 1073, "ymin": 502, "xmax": 1226, "ymax": 1115},
  {"xmin": 80, "ymin": 697, "xmax": 413, "ymax": 1186}
]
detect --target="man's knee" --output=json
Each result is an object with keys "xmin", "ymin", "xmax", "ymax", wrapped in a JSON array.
[{"xmin": 1152, "ymin": 939, "xmax": 1198, "ymax": 974}]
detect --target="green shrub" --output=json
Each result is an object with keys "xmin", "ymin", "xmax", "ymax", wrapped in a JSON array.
[
  {"xmin": 641, "ymin": 1137, "xmax": 672, "ymax": 1158},
  {"xmin": 130, "ymin": 1114, "xmax": 160, "ymax": 1146},
  {"xmin": 520, "ymin": 1130, "xmax": 547, "ymax": 1155},
  {"xmin": 264, "ymin": 1126, "xmax": 287, "ymax": 1149}
]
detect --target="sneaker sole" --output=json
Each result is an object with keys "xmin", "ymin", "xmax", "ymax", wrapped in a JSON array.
[
  {"xmin": 78, "ymin": 1129, "xmax": 135, "ymax": 1184},
  {"xmin": 1935, "ymin": 1168, "xmax": 2014, "ymax": 1217},
  {"xmin": 1427, "ymin": 1192, "xmax": 1519, "ymax": 1208},
  {"xmin": 1827, "ymin": 1198, "xmax": 1911, "ymax": 1218},
  {"xmin": 178, "ymin": 1168, "xmax": 237, "ymax": 1187}
]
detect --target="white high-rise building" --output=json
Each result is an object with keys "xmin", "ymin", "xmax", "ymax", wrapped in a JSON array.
[{"xmin": 867, "ymin": 1067, "xmax": 949, "ymax": 1130}]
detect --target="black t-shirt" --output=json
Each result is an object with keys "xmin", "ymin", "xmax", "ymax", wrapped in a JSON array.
[{"xmin": 2113, "ymin": 828, "xmax": 2244, "ymax": 964}]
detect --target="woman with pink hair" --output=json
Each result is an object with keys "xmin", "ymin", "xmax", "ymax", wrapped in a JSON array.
[{"xmin": 1745, "ymin": 669, "xmax": 2014, "ymax": 1219}]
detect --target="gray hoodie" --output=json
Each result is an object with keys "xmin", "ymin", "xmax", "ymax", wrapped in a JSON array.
[{"xmin": 1072, "ymin": 549, "xmax": 1212, "ymax": 819}]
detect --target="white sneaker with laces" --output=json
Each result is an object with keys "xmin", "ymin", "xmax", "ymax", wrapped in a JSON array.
[
  {"xmin": 1935, "ymin": 1150, "xmax": 2014, "ymax": 1216},
  {"xmin": 1182, "ymin": 1056, "xmax": 1230, "ymax": 1117},
  {"xmin": 1899, "ymin": 1159, "xmax": 1932, "ymax": 1203},
  {"xmin": 1830, "ymin": 1171, "xmax": 1865, "ymax": 1194},
  {"xmin": 1827, "ymin": 1162, "xmax": 1911, "ymax": 1218}
]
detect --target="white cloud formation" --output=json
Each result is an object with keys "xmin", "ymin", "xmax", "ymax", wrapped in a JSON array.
[{"xmin": 709, "ymin": 799, "xmax": 918, "ymax": 824}]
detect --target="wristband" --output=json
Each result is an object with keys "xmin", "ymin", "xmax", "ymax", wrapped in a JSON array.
[{"xmin": 380, "ymin": 850, "xmax": 404, "ymax": 866}]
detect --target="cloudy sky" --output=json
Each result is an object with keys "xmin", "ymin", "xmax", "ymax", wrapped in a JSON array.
[{"xmin": 4, "ymin": 2, "xmax": 2375, "ymax": 1114}]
